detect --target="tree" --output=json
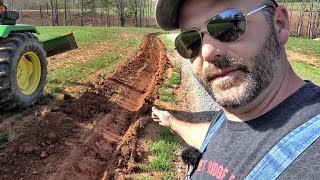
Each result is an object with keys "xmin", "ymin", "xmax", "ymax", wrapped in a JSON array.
[
  {"xmin": 114, "ymin": 0, "xmax": 126, "ymax": 26},
  {"xmin": 91, "ymin": 0, "xmax": 97, "ymax": 26},
  {"xmin": 100, "ymin": 0, "xmax": 113, "ymax": 26},
  {"xmin": 80, "ymin": 0, "xmax": 85, "ymax": 26},
  {"xmin": 307, "ymin": 0, "xmax": 320, "ymax": 38},
  {"xmin": 128, "ymin": 0, "xmax": 139, "ymax": 26},
  {"xmin": 296, "ymin": 0, "xmax": 307, "ymax": 36},
  {"xmin": 64, "ymin": 0, "xmax": 68, "ymax": 26}
]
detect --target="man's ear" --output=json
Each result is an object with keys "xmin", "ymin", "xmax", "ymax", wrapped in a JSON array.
[{"xmin": 274, "ymin": 5, "xmax": 290, "ymax": 45}]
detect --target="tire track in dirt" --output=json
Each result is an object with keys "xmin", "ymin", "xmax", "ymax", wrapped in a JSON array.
[{"xmin": 0, "ymin": 33, "xmax": 168, "ymax": 180}]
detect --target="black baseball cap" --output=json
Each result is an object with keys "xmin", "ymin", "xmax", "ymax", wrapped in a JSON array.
[{"xmin": 155, "ymin": 0, "xmax": 278, "ymax": 30}]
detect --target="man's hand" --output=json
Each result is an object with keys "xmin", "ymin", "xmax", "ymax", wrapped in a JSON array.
[
  {"xmin": 151, "ymin": 106, "xmax": 172, "ymax": 128},
  {"xmin": 151, "ymin": 106, "xmax": 210, "ymax": 149}
]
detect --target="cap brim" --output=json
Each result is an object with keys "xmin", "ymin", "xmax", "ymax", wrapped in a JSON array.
[
  {"xmin": 155, "ymin": 0, "xmax": 278, "ymax": 30},
  {"xmin": 155, "ymin": 0, "xmax": 184, "ymax": 31}
]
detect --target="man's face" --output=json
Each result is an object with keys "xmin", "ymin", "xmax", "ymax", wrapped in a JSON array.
[
  {"xmin": 179, "ymin": 0, "xmax": 282, "ymax": 110},
  {"xmin": 199, "ymin": 29, "xmax": 281, "ymax": 109}
]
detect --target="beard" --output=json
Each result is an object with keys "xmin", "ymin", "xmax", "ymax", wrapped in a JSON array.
[{"xmin": 197, "ymin": 26, "xmax": 281, "ymax": 110}]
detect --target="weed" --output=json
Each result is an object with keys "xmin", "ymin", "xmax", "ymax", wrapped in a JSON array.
[
  {"xmin": 0, "ymin": 132, "xmax": 15, "ymax": 145},
  {"xmin": 159, "ymin": 87, "xmax": 176, "ymax": 103},
  {"xmin": 168, "ymin": 75, "xmax": 180, "ymax": 85}
]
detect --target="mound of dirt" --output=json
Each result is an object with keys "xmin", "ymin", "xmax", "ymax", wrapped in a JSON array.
[{"xmin": 0, "ymin": 33, "xmax": 169, "ymax": 180}]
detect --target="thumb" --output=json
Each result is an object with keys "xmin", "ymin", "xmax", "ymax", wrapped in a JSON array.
[
  {"xmin": 153, "ymin": 106, "xmax": 164, "ymax": 116},
  {"xmin": 152, "ymin": 106, "xmax": 159, "ymax": 114}
]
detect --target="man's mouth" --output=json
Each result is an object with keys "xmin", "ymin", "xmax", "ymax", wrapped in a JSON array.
[{"xmin": 207, "ymin": 68, "xmax": 241, "ymax": 82}]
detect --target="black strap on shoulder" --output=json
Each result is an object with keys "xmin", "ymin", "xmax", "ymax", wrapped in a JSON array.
[{"xmin": 186, "ymin": 109, "xmax": 225, "ymax": 179}]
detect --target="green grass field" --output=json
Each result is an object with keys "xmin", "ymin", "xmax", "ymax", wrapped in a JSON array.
[
  {"xmin": 36, "ymin": 26, "xmax": 160, "ymax": 48},
  {"xmin": 35, "ymin": 26, "xmax": 161, "ymax": 97},
  {"xmin": 138, "ymin": 126, "xmax": 180, "ymax": 179},
  {"xmin": 286, "ymin": 37, "xmax": 320, "ymax": 85},
  {"xmin": 286, "ymin": 37, "xmax": 320, "ymax": 62}
]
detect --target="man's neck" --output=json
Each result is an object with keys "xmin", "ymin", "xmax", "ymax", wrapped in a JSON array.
[{"xmin": 224, "ymin": 60, "xmax": 306, "ymax": 122}]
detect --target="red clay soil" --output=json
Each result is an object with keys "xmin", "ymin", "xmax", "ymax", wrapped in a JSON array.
[{"xmin": 0, "ymin": 34, "xmax": 169, "ymax": 180}]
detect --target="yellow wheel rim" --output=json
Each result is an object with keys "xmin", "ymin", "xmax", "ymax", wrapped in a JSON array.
[{"xmin": 16, "ymin": 52, "xmax": 41, "ymax": 95}]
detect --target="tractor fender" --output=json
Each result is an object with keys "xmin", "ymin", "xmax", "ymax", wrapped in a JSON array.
[{"xmin": 0, "ymin": 24, "xmax": 39, "ymax": 38}]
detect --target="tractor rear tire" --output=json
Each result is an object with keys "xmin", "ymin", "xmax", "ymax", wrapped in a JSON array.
[{"xmin": 0, "ymin": 32, "xmax": 47, "ymax": 110}]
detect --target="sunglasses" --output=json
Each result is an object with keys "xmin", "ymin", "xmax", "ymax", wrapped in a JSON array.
[{"xmin": 175, "ymin": 4, "xmax": 275, "ymax": 59}]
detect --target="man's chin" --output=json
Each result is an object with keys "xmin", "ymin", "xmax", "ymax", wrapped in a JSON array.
[
  {"xmin": 208, "ymin": 81, "xmax": 253, "ymax": 109},
  {"xmin": 211, "ymin": 79, "xmax": 239, "ymax": 91}
]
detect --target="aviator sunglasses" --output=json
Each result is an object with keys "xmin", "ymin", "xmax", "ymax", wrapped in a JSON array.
[{"xmin": 175, "ymin": 4, "xmax": 276, "ymax": 59}]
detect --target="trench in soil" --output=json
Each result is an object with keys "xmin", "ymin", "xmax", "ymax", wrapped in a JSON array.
[{"xmin": 0, "ymin": 33, "xmax": 169, "ymax": 180}]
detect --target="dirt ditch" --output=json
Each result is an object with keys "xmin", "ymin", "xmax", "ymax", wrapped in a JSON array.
[{"xmin": 0, "ymin": 34, "xmax": 169, "ymax": 180}]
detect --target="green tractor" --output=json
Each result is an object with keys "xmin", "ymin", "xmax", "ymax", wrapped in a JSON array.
[{"xmin": 0, "ymin": 2, "xmax": 77, "ymax": 110}]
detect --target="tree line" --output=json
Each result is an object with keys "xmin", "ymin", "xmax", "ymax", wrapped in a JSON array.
[
  {"xmin": 5, "ymin": 0, "xmax": 156, "ymax": 28},
  {"xmin": 281, "ymin": 0, "xmax": 320, "ymax": 39},
  {"xmin": 3, "ymin": 0, "xmax": 320, "ymax": 38}
]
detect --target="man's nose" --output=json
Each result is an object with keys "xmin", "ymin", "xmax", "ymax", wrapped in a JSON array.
[{"xmin": 201, "ymin": 34, "xmax": 227, "ymax": 63}]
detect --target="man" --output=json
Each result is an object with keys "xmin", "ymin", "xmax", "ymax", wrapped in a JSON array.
[{"xmin": 152, "ymin": 0, "xmax": 320, "ymax": 179}]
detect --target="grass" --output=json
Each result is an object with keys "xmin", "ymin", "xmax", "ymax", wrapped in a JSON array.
[
  {"xmin": 285, "ymin": 37, "xmax": 320, "ymax": 85},
  {"xmin": 286, "ymin": 37, "xmax": 320, "ymax": 63},
  {"xmin": 159, "ymin": 65, "xmax": 181, "ymax": 104},
  {"xmin": 290, "ymin": 61, "xmax": 320, "ymax": 85},
  {"xmin": 36, "ymin": 26, "xmax": 160, "ymax": 47},
  {"xmin": 159, "ymin": 34, "xmax": 175, "ymax": 52},
  {"xmin": 139, "ymin": 126, "xmax": 180, "ymax": 179},
  {"xmin": 33, "ymin": 26, "xmax": 161, "ymax": 97},
  {"xmin": 169, "ymin": 66, "xmax": 182, "ymax": 85},
  {"xmin": 46, "ymin": 54, "xmax": 120, "ymax": 94}
]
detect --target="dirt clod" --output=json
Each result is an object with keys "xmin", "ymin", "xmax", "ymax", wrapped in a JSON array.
[
  {"xmin": 20, "ymin": 144, "xmax": 34, "ymax": 154},
  {"xmin": 0, "ymin": 153, "xmax": 8, "ymax": 164},
  {"xmin": 47, "ymin": 132, "xmax": 58, "ymax": 142}
]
